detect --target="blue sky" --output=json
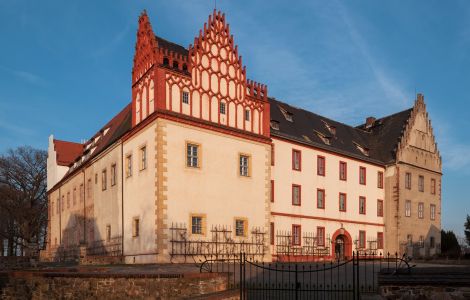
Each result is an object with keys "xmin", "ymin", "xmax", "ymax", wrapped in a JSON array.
[{"xmin": 0, "ymin": 1, "xmax": 469, "ymax": 238}]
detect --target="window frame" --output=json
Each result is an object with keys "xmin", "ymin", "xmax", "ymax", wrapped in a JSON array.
[
  {"xmin": 359, "ymin": 166, "xmax": 366, "ymax": 185},
  {"xmin": 359, "ymin": 196, "xmax": 366, "ymax": 215},
  {"xmin": 106, "ymin": 224, "xmax": 111, "ymax": 242},
  {"xmin": 377, "ymin": 232, "xmax": 384, "ymax": 249},
  {"xmin": 132, "ymin": 217, "xmax": 140, "ymax": 238},
  {"xmin": 317, "ymin": 188, "xmax": 325, "ymax": 209},
  {"xmin": 317, "ymin": 226, "xmax": 325, "ymax": 246},
  {"xmin": 292, "ymin": 149, "xmax": 302, "ymax": 171},
  {"xmin": 317, "ymin": 155, "xmax": 326, "ymax": 176},
  {"xmin": 111, "ymin": 164, "xmax": 117, "ymax": 186},
  {"xmin": 271, "ymin": 180, "xmax": 275, "ymax": 203},
  {"xmin": 245, "ymin": 109, "xmax": 250, "ymax": 121},
  {"xmin": 220, "ymin": 101, "xmax": 226, "ymax": 114},
  {"xmin": 270, "ymin": 222, "xmax": 275, "ymax": 245},
  {"xmin": 292, "ymin": 224, "xmax": 301, "ymax": 246},
  {"xmin": 339, "ymin": 161, "xmax": 347, "ymax": 181},
  {"xmin": 418, "ymin": 175, "xmax": 424, "ymax": 192},
  {"xmin": 234, "ymin": 218, "xmax": 248, "ymax": 237},
  {"xmin": 126, "ymin": 154, "xmax": 133, "ymax": 178},
  {"xmin": 190, "ymin": 214, "xmax": 206, "ymax": 236},
  {"xmin": 418, "ymin": 202, "xmax": 424, "ymax": 219},
  {"xmin": 292, "ymin": 184, "xmax": 301, "ymax": 206},
  {"xmin": 239, "ymin": 153, "xmax": 251, "ymax": 177},
  {"xmin": 186, "ymin": 142, "xmax": 200, "ymax": 168},
  {"xmin": 377, "ymin": 171, "xmax": 384, "ymax": 189},
  {"xmin": 102, "ymin": 169, "xmax": 107, "ymax": 191},
  {"xmin": 339, "ymin": 193, "xmax": 347, "ymax": 212},
  {"xmin": 405, "ymin": 172, "xmax": 411, "ymax": 189},
  {"xmin": 405, "ymin": 200, "xmax": 411, "ymax": 217},
  {"xmin": 359, "ymin": 230, "xmax": 366, "ymax": 249},
  {"xmin": 431, "ymin": 178, "xmax": 436, "ymax": 195},
  {"xmin": 140, "ymin": 146, "xmax": 147, "ymax": 171},
  {"xmin": 182, "ymin": 91, "xmax": 189, "ymax": 104},
  {"xmin": 377, "ymin": 199, "xmax": 384, "ymax": 217},
  {"xmin": 430, "ymin": 204, "xmax": 436, "ymax": 220}
]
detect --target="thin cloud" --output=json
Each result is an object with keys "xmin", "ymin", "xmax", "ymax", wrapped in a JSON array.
[
  {"xmin": 0, "ymin": 65, "xmax": 47, "ymax": 86},
  {"xmin": 91, "ymin": 24, "xmax": 131, "ymax": 58}
]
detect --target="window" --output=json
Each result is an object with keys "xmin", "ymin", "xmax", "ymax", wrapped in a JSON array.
[
  {"xmin": 430, "ymin": 236, "xmax": 435, "ymax": 248},
  {"xmin": 95, "ymin": 173, "xmax": 98, "ymax": 184},
  {"xmin": 317, "ymin": 227, "xmax": 325, "ymax": 246},
  {"xmin": 270, "ymin": 120, "xmax": 279, "ymax": 130},
  {"xmin": 317, "ymin": 189, "xmax": 325, "ymax": 209},
  {"xmin": 220, "ymin": 102, "xmax": 226, "ymax": 114},
  {"xmin": 317, "ymin": 156, "xmax": 325, "ymax": 176},
  {"xmin": 87, "ymin": 179, "xmax": 92, "ymax": 199},
  {"xmin": 102, "ymin": 169, "xmax": 107, "ymax": 191},
  {"xmin": 359, "ymin": 231, "xmax": 366, "ymax": 248},
  {"xmin": 270, "ymin": 222, "xmax": 275, "ymax": 245},
  {"xmin": 339, "ymin": 161, "xmax": 347, "ymax": 181},
  {"xmin": 292, "ymin": 225, "xmax": 301, "ymax": 246},
  {"xmin": 56, "ymin": 197, "xmax": 60, "ymax": 214},
  {"xmin": 359, "ymin": 196, "xmax": 366, "ymax": 214},
  {"xmin": 239, "ymin": 154, "xmax": 250, "ymax": 177},
  {"xmin": 61, "ymin": 196, "xmax": 64, "ymax": 212},
  {"xmin": 235, "ymin": 219, "xmax": 247, "ymax": 237},
  {"xmin": 186, "ymin": 143, "xmax": 199, "ymax": 168},
  {"xmin": 191, "ymin": 215, "xmax": 204, "ymax": 235},
  {"xmin": 292, "ymin": 185, "xmax": 301, "ymax": 206},
  {"xmin": 292, "ymin": 149, "xmax": 301, "ymax": 171},
  {"xmin": 140, "ymin": 146, "xmax": 147, "ymax": 170},
  {"xmin": 279, "ymin": 106, "xmax": 293, "ymax": 122},
  {"xmin": 73, "ymin": 188, "xmax": 77, "ymax": 206},
  {"xmin": 106, "ymin": 225, "xmax": 111, "ymax": 242},
  {"xmin": 271, "ymin": 143, "xmax": 275, "ymax": 166},
  {"xmin": 51, "ymin": 201, "xmax": 54, "ymax": 216},
  {"xmin": 377, "ymin": 200, "xmax": 384, "ymax": 217},
  {"xmin": 111, "ymin": 164, "xmax": 116, "ymax": 186},
  {"xmin": 407, "ymin": 234, "xmax": 413, "ymax": 246},
  {"xmin": 430, "ymin": 204, "xmax": 436, "ymax": 220},
  {"xmin": 359, "ymin": 167, "xmax": 366, "ymax": 185},
  {"xmin": 245, "ymin": 109, "xmax": 250, "ymax": 121},
  {"xmin": 405, "ymin": 172, "xmax": 411, "ymax": 189},
  {"xmin": 67, "ymin": 192, "xmax": 70, "ymax": 209},
  {"xmin": 126, "ymin": 155, "xmax": 132, "ymax": 177},
  {"xmin": 377, "ymin": 232, "xmax": 384, "ymax": 249},
  {"xmin": 418, "ymin": 235, "xmax": 424, "ymax": 248},
  {"xmin": 418, "ymin": 202, "xmax": 424, "ymax": 219},
  {"xmin": 405, "ymin": 200, "xmax": 411, "ymax": 217},
  {"xmin": 132, "ymin": 218, "xmax": 140, "ymax": 237},
  {"xmin": 79, "ymin": 184, "xmax": 84, "ymax": 202},
  {"xmin": 377, "ymin": 171, "xmax": 384, "ymax": 189},
  {"xmin": 418, "ymin": 175, "xmax": 424, "ymax": 192},
  {"xmin": 431, "ymin": 178, "xmax": 436, "ymax": 195},
  {"xmin": 182, "ymin": 91, "xmax": 189, "ymax": 104},
  {"xmin": 339, "ymin": 193, "xmax": 346, "ymax": 212},
  {"xmin": 271, "ymin": 180, "xmax": 274, "ymax": 203}
]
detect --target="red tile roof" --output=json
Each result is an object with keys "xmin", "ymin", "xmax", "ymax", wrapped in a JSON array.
[{"xmin": 53, "ymin": 139, "xmax": 83, "ymax": 166}]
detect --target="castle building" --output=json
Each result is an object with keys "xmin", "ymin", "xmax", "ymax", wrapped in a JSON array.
[{"xmin": 43, "ymin": 11, "xmax": 442, "ymax": 263}]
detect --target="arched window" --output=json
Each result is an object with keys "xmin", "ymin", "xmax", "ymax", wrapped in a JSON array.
[
  {"xmin": 163, "ymin": 57, "xmax": 169, "ymax": 65},
  {"xmin": 173, "ymin": 61, "xmax": 179, "ymax": 69}
]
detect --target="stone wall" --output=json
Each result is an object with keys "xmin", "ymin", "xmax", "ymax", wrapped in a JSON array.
[
  {"xmin": 380, "ymin": 285, "xmax": 470, "ymax": 299},
  {"xmin": 0, "ymin": 272, "xmax": 227, "ymax": 299},
  {"xmin": 0, "ymin": 257, "xmax": 33, "ymax": 270}
]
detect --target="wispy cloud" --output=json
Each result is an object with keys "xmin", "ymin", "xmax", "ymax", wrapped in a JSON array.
[
  {"xmin": 91, "ymin": 24, "xmax": 131, "ymax": 58},
  {"xmin": 0, "ymin": 65, "xmax": 47, "ymax": 86}
]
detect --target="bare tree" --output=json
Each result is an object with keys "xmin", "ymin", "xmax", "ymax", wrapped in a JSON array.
[{"xmin": 0, "ymin": 146, "xmax": 47, "ymax": 256}]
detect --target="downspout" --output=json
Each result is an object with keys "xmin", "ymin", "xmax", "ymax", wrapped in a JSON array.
[
  {"xmin": 59, "ymin": 187, "xmax": 62, "ymax": 244},
  {"xmin": 82, "ymin": 170, "xmax": 85, "ymax": 244}
]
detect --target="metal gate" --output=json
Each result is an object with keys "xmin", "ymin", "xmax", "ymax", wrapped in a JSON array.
[{"xmin": 199, "ymin": 251, "xmax": 413, "ymax": 300}]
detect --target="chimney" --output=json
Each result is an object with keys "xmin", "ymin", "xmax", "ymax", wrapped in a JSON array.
[{"xmin": 365, "ymin": 117, "xmax": 376, "ymax": 129}]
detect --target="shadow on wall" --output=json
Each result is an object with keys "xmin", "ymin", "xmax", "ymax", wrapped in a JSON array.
[
  {"xmin": 49, "ymin": 213, "xmax": 121, "ymax": 262},
  {"xmin": 400, "ymin": 224, "xmax": 441, "ymax": 258}
]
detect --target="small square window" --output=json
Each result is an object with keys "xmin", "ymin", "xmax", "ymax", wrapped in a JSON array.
[
  {"xmin": 220, "ymin": 102, "xmax": 226, "ymax": 114},
  {"xmin": 187, "ymin": 143, "xmax": 199, "ymax": 168},
  {"xmin": 235, "ymin": 219, "xmax": 247, "ymax": 237},
  {"xmin": 182, "ymin": 91, "xmax": 189, "ymax": 104},
  {"xmin": 191, "ymin": 216, "xmax": 204, "ymax": 235},
  {"xmin": 239, "ymin": 154, "xmax": 250, "ymax": 177}
]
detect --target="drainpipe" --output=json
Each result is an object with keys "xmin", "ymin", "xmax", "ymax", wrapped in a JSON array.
[
  {"xmin": 121, "ymin": 141, "xmax": 124, "ymax": 256},
  {"xmin": 82, "ymin": 170, "xmax": 86, "ymax": 245}
]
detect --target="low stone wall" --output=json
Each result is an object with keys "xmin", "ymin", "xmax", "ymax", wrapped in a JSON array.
[
  {"xmin": 79, "ymin": 255, "xmax": 124, "ymax": 265},
  {"xmin": 0, "ymin": 271, "xmax": 227, "ymax": 299},
  {"xmin": 0, "ymin": 257, "xmax": 33, "ymax": 270},
  {"xmin": 380, "ymin": 285, "xmax": 470, "ymax": 299}
]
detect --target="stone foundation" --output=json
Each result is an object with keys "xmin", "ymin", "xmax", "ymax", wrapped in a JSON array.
[{"xmin": 0, "ymin": 271, "xmax": 227, "ymax": 299}]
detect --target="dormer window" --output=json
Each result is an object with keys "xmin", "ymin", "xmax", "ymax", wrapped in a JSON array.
[
  {"xmin": 302, "ymin": 135, "xmax": 312, "ymax": 142},
  {"xmin": 270, "ymin": 120, "xmax": 279, "ymax": 130},
  {"xmin": 103, "ymin": 127, "xmax": 110, "ymax": 136},
  {"xmin": 321, "ymin": 120, "xmax": 336, "ymax": 135},
  {"xmin": 279, "ymin": 106, "xmax": 293, "ymax": 122},
  {"xmin": 314, "ymin": 130, "xmax": 331, "ymax": 145},
  {"xmin": 353, "ymin": 142, "xmax": 370, "ymax": 156}
]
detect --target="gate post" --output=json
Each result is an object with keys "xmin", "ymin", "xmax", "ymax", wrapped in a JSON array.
[
  {"xmin": 239, "ymin": 252, "xmax": 243, "ymax": 300},
  {"xmin": 356, "ymin": 251, "xmax": 360, "ymax": 300}
]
